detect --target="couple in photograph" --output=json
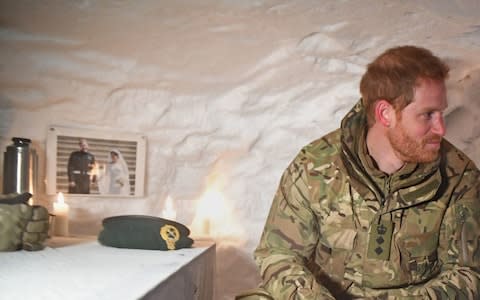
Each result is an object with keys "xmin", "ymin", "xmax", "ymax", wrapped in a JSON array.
[{"xmin": 67, "ymin": 139, "xmax": 130, "ymax": 195}]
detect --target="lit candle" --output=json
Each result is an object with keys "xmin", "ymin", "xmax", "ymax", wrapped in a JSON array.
[
  {"xmin": 53, "ymin": 192, "xmax": 69, "ymax": 236},
  {"xmin": 161, "ymin": 195, "xmax": 177, "ymax": 221}
]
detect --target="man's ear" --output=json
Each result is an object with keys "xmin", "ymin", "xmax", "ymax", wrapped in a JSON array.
[{"xmin": 374, "ymin": 100, "xmax": 394, "ymax": 128}]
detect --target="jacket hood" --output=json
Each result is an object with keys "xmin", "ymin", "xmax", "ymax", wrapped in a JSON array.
[{"xmin": 339, "ymin": 99, "xmax": 443, "ymax": 209}]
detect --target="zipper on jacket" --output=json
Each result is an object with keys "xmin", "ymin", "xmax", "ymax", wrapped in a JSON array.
[
  {"xmin": 381, "ymin": 175, "xmax": 393, "ymax": 208},
  {"xmin": 457, "ymin": 206, "xmax": 468, "ymax": 264}
]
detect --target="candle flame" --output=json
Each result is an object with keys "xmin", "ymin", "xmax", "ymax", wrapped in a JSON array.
[
  {"xmin": 166, "ymin": 195, "xmax": 174, "ymax": 210},
  {"xmin": 190, "ymin": 161, "xmax": 247, "ymax": 242},
  {"xmin": 190, "ymin": 182, "xmax": 245, "ymax": 239},
  {"xmin": 162, "ymin": 195, "xmax": 177, "ymax": 221},
  {"xmin": 197, "ymin": 186, "xmax": 224, "ymax": 219},
  {"xmin": 57, "ymin": 192, "xmax": 65, "ymax": 204}
]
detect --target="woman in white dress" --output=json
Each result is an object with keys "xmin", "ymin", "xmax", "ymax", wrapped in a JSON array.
[{"xmin": 98, "ymin": 149, "xmax": 131, "ymax": 195}]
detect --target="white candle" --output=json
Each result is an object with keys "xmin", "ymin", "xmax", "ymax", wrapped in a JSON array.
[
  {"xmin": 161, "ymin": 195, "xmax": 177, "ymax": 221},
  {"xmin": 53, "ymin": 192, "xmax": 69, "ymax": 236}
]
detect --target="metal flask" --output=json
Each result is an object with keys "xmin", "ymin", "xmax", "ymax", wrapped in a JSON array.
[{"xmin": 3, "ymin": 137, "xmax": 38, "ymax": 195}]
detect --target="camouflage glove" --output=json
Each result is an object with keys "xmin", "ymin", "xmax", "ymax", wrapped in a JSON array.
[
  {"xmin": 0, "ymin": 200, "xmax": 50, "ymax": 251},
  {"xmin": 235, "ymin": 287, "xmax": 275, "ymax": 300},
  {"xmin": 0, "ymin": 192, "xmax": 33, "ymax": 204},
  {"xmin": 98, "ymin": 215, "xmax": 194, "ymax": 250}
]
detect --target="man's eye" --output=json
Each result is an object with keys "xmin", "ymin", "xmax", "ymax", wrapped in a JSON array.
[{"xmin": 422, "ymin": 112, "xmax": 433, "ymax": 119}]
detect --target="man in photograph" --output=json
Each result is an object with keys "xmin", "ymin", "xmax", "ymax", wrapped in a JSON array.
[{"xmin": 67, "ymin": 138, "xmax": 96, "ymax": 194}]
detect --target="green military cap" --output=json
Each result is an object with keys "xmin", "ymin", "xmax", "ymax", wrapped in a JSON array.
[{"xmin": 98, "ymin": 215, "xmax": 194, "ymax": 250}]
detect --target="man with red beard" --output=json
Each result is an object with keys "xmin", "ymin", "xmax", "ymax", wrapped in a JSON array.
[{"xmin": 238, "ymin": 46, "xmax": 480, "ymax": 299}]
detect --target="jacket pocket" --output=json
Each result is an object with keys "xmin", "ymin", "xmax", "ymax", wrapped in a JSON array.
[
  {"xmin": 399, "ymin": 231, "xmax": 441, "ymax": 283},
  {"xmin": 315, "ymin": 230, "xmax": 357, "ymax": 291}
]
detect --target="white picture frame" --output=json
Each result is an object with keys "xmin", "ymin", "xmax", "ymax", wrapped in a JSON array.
[{"xmin": 46, "ymin": 125, "xmax": 147, "ymax": 197}]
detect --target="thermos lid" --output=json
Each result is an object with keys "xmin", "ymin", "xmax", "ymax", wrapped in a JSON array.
[{"xmin": 11, "ymin": 137, "xmax": 31, "ymax": 146}]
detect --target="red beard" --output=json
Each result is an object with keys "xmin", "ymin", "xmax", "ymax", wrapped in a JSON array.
[{"xmin": 387, "ymin": 122, "xmax": 441, "ymax": 163}]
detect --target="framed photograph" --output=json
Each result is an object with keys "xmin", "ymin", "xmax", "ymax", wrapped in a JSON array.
[{"xmin": 46, "ymin": 125, "xmax": 147, "ymax": 197}]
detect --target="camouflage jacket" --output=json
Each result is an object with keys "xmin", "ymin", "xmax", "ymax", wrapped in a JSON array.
[{"xmin": 252, "ymin": 100, "xmax": 480, "ymax": 299}]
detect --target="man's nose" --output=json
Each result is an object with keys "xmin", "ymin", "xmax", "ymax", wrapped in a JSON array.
[{"xmin": 432, "ymin": 115, "xmax": 446, "ymax": 137}]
